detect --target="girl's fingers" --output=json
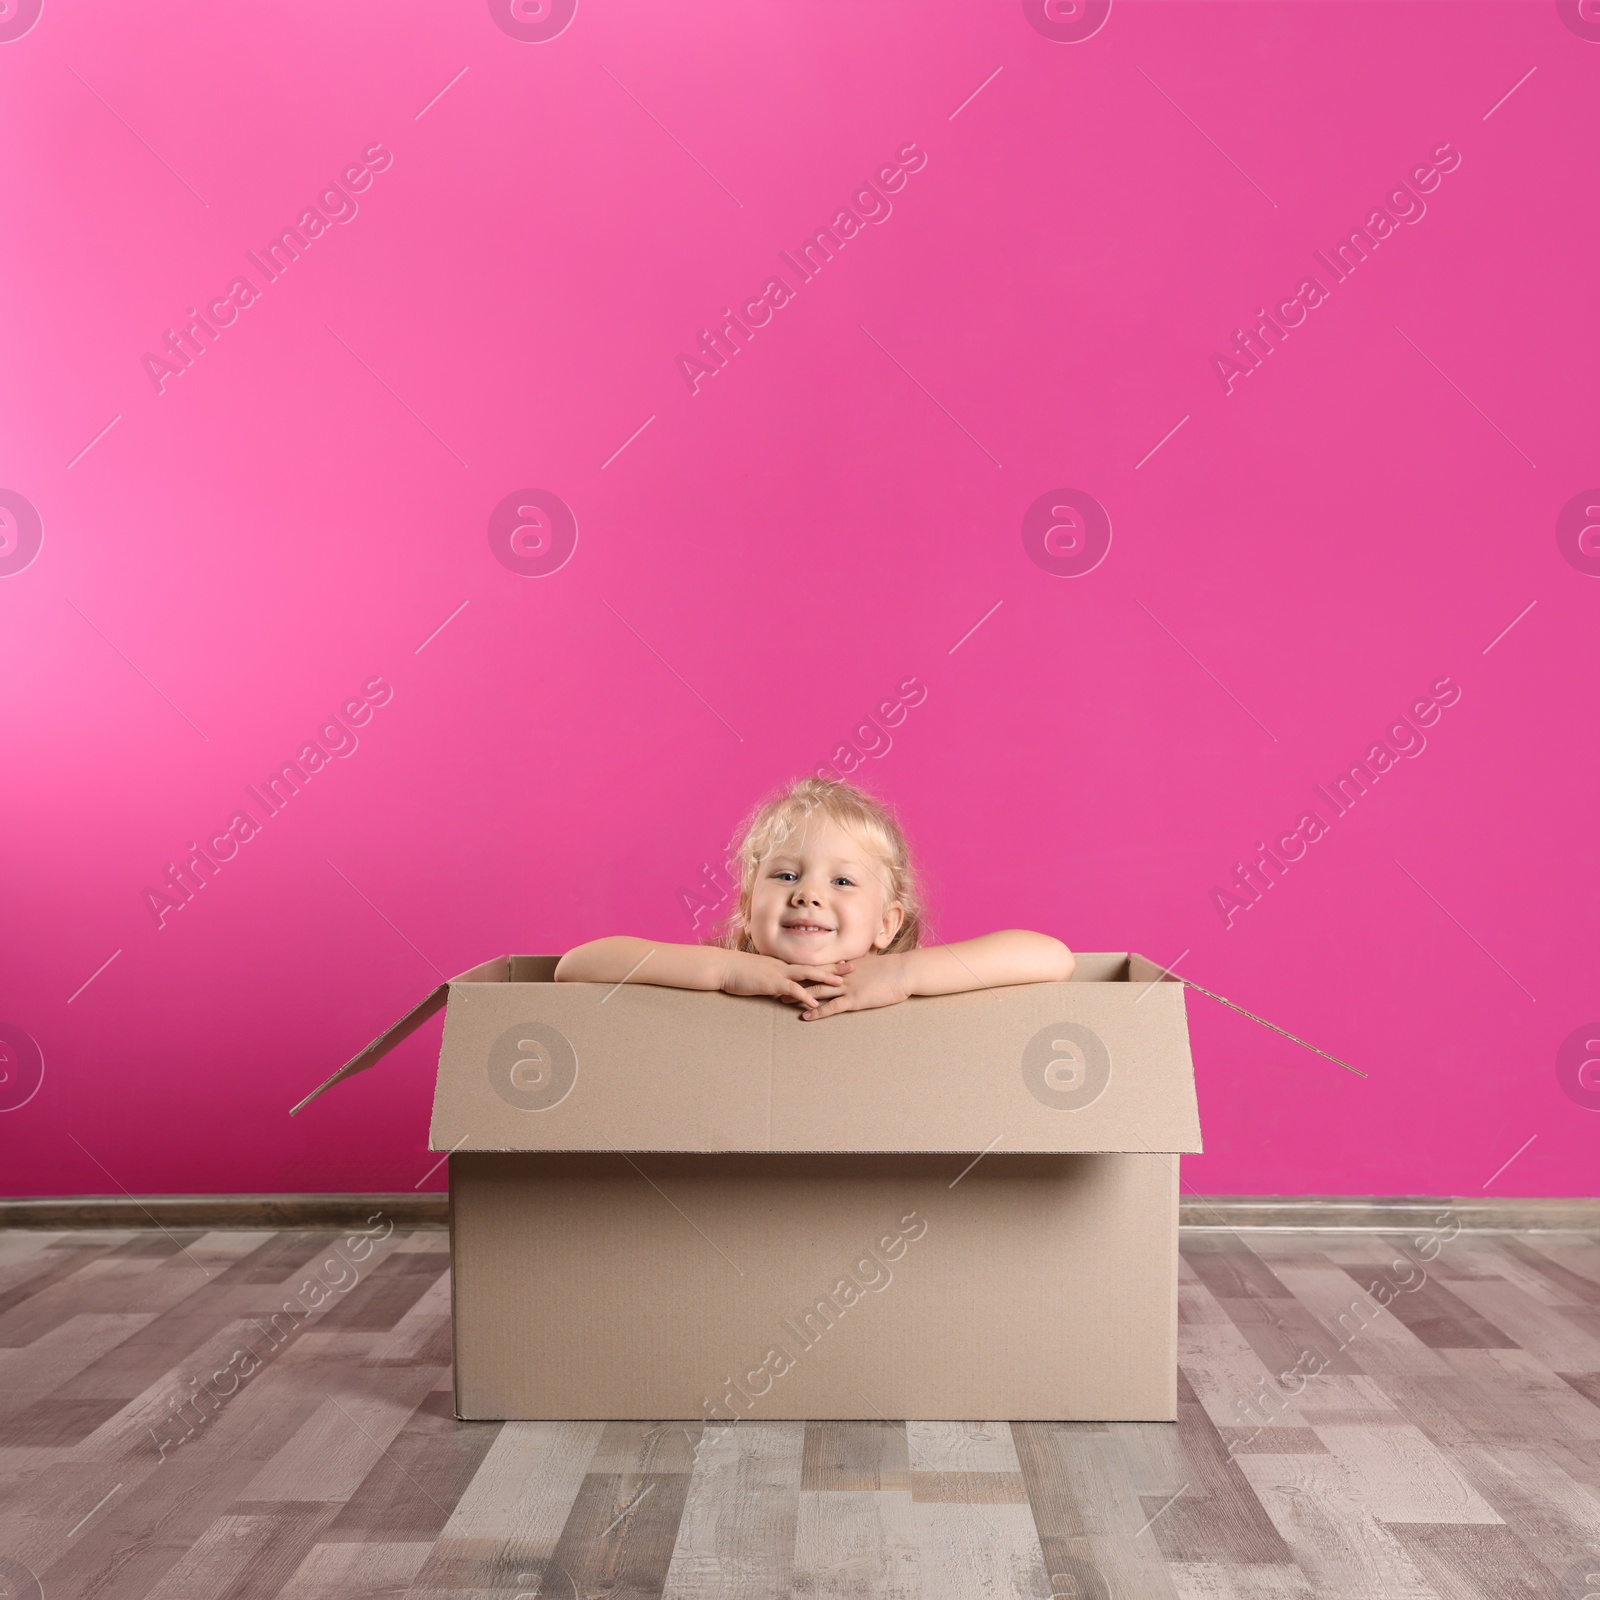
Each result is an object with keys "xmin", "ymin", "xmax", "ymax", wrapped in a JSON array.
[
  {"xmin": 801, "ymin": 996, "xmax": 850, "ymax": 1020},
  {"xmin": 785, "ymin": 975, "xmax": 846, "ymax": 1002}
]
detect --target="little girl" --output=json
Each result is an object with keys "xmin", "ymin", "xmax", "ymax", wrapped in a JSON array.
[{"xmin": 555, "ymin": 776, "xmax": 1074, "ymax": 1020}]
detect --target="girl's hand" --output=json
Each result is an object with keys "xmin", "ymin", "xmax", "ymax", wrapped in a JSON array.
[
  {"xmin": 723, "ymin": 952, "xmax": 848, "ymax": 1008},
  {"xmin": 788, "ymin": 952, "xmax": 911, "ymax": 1021}
]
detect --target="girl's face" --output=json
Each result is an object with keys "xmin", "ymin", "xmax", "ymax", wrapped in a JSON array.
[{"xmin": 746, "ymin": 813, "xmax": 903, "ymax": 966}]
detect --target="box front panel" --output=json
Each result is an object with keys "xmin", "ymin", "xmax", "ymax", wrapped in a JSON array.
[
  {"xmin": 432, "ymin": 981, "xmax": 774, "ymax": 1152},
  {"xmin": 431, "ymin": 972, "xmax": 1200, "ymax": 1156},
  {"xmin": 449, "ymin": 1151, "xmax": 1177, "ymax": 1421},
  {"xmin": 767, "ymin": 981, "xmax": 1200, "ymax": 1153}
]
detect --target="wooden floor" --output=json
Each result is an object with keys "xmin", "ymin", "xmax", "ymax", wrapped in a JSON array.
[{"xmin": 3, "ymin": 1226, "xmax": 1600, "ymax": 1598}]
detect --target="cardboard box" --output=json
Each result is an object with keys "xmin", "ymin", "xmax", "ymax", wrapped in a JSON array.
[{"xmin": 295, "ymin": 951, "xmax": 1202, "ymax": 1421}]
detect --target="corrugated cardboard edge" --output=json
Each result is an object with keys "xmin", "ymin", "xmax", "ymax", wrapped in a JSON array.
[
  {"xmin": 1127, "ymin": 952, "xmax": 1181, "ymax": 986},
  {"xmin": 449, "ymin": 1157, "xmax": 465, "ymax": 1419},
  {"xmin": 288, "ymin": 956, "xmax": 512, "ymax": 1117}
]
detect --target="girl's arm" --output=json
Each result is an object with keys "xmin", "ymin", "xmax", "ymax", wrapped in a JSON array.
[
  {"xmin": 554, "ymin": 936, "xmax": 843, "ymax": 1007},
  {"xmin": 795, "ymin": 931, "xmax": 1074, "ymax": 1021},
  {"xmin": 898, "ymin": 930, "xmax": 1075, "ymax": 995}
]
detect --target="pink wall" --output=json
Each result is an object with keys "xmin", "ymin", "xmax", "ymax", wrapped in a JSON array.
[{"xmin": 2, "ymin": 0, "xmax": 1596, "ymax": 1198}]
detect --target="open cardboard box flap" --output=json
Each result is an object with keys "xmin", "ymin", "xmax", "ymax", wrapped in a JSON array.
[{"xmin": 293, "ymin": 951, "xmax": 1201, "ymax": 1157}]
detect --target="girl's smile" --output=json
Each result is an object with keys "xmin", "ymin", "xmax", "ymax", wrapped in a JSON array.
[{"xmin": 748, "ymin": 814, "xmax": 904, "ymax": 965}]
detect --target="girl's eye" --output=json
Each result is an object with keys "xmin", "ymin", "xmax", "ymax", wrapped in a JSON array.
[{"xmin": 833, "ymin": 877, "xmax": 854, "ymax": 888}]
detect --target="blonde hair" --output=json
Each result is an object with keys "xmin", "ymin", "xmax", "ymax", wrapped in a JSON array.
[{"xmin": 712, "ymin": 776, "xmax": 925, "ymax": 956}]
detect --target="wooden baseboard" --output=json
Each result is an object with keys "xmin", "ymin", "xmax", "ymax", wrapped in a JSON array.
[
  {"xmin": 0, "ymin": 1193, "xmax": 451, "ymax": 1229},
  {"xmin": 1, "ymin": 1192, "xmax": 1596, "ymax": 1231},
  {"xmin": 1179, "ymin": 1195, "xmax": 1600, "ymax": 1231}
]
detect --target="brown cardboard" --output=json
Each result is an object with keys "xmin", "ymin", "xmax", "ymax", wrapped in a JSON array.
[
  {"xmin": 297, "ymin": 951, "xmax": 1202, "ymax": 1420},
  {"xmin": 450, "ymin": 1151, "xmax": 1177, "ymax": 1421}
]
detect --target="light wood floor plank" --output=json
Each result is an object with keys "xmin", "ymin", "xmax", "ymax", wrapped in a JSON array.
[
  {"xmin": 1452, "ymin": 1236, "xmax": 1597, "ymax": 1307},
  {"xmin": 549, "ymin": 1465, "xmax": 697, "ymax": 1599},
  {"xmin": 1274, "ymin": 1373, "xmax": 1405, "ymax": 1430},
  {"xmin": 0, "ymin": 1240, "xmax": 119, "ymax": 1331},
  {"xmin": 1445, "ymin": 1442, "xmax": 1600, "ymax": 1583},
  {"xmin": 1522, "ymin": 1234, "xmax": 1600, "ymax": 1289},
  {"xmin": 661, "ymin": 1421, "xmax": 804, "ymax": 1600},
  {"xmin": 1232, "ymin": 1451, "xmax": 1443, "ymax": 1598},
  {"xmin": 362, "ymin": 1270, "xmax": 451, "ymax": 1366},
  {"xmin": 1166, "ymin": 1561, "xmax": 1316, "ymax": 1599},
  {"xmin": 801, "ymin": 1420, "xmax": 911, "ymax": 1491},
  {"xmin": 1158, "ymin": 1371, "xmax": 1297, "ymax": 1566},
  {"xmin": 391, "ymin": 1229, "xmax": 451, "ymax": 1254},
  {"xmin": 1015, "ymin": 1422, "xmax": 1187, "ymax": 1596},
  {"xmin": 324, "ymin": 1391, "xmax": 499, "ymax": 1541},
  {"xmin": 1308, "ymin": 1424, "xmax": 1502, "ymax": 1523},
  {"xmin": 1385, "ymin": 1523, "xmax": 1551, "ymax": 1600},
  {"xmin": 903, "ymin": 1495, "xmax": 1051, "ymax": 1599},
  {"xmin": 908, "ymin": 1469, "xmax": 1028, "ymax": 1503},
  {"xmin": 1219, "ymin": 1292, "xmax": 1366, "ymax": 1377},
  {"xmin": 905, "ymin": 1421, "xmax": 1021, "ymax": 1474},
  {"xmin": 1309, "ymin": 1237, "xmax": 1526, "ymax": 1350},
  {"xmin": 138, "ymin": 1503, "xmax": 340, "ymax": 1600},
  {"xmin": 1269, "ymin": 1266, "xmax": 1455, "ymax": 1376},
  {"xmin": 238, "ymin": 1363, "xmax": 454, "ymax": 1503},
  {"xmin": 70, "ymin": 1315, "xmax": 321, "ymax": 1462},
  {"xmin": 1443, "ymin": 1349, "xmax": 1600, "ymax": 1441},
  {"xmin": 1444, "ymin": 1277, "xmax": 1600, "ymax": 1371},
  {"xmin": 589, "ymin": 1419, "xmax": 705, "ymax": 1477},
  {"xmin": 0, "ymin": 1312, "xmax": 156, "ymax": 1424},
  {"xmin": 415, "ymin": 1418, "xmax": 605, "ymax": 1589},
  {"xmin": 1179, "ymin": 1281, "xmax": 1233, "ymax": 1327},
  {"xmin": 1111, "ymin": 1419, "xmax": 1185, "ymax": 1499},
  {"xmin": 1549, "ymin": 1436, "xmax": 1600, "ymax": 1496},
  {"xmin": 274, "ymin": 1539, "xmax": 434, "ymax": 1600},
  {"xmin": 1174, "ymin": 1312, "xmax": 1302, "ymax": 1434},
  {"xmin": 186, "ymin": 1229, "xmax": 281, "ymax": 1263},
  {"xmin": 792, "ymin": 1487, "xmax": 920, "ymax": 1599},
  {"xmin": 0, "ymin": 1233, "xmax": 67, "ymax": 1297},
  {"xmin": 1011, "ymin": 1417, "xmax": 1093, "ymax": 1587},
  {"xmin": 0, "ymin": 1459, "xmax": 137, "ymax": 1587},
  {"xmin": 1183, "ymin": 1236, "xmax": 1297, "ymax": 1304},
  {"xmin": 0, "ymin": 1255, "xmax": 209, "ymax": 1349}
]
